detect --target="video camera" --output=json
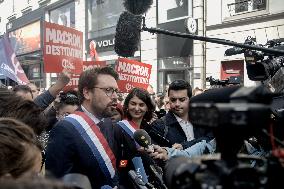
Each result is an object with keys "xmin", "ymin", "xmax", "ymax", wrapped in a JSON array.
[
  {"xmin": 163, "ymin": 84, "xmax": 284, "ymax": 189},
  {"xmin": 225, "ymin": 36, "xmax": 284, "ymax": 82},
  {"xmin": 206, "ymin": 76, "xmax": 241, "ymax": 87}
]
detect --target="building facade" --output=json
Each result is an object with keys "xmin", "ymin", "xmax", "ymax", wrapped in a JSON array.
[
  {"xmin": 1, "ymin": 0, "xmax": 282, "ymax": 91},
  {"xmin": 206, "ymin": 0, "xmax": 284, "ymax": 87}
]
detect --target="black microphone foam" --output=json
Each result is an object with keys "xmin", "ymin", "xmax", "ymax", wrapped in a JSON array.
[
  {"xmin": 133, "ymin": 129, "xmax": 152, "ymax": 148},
  {"xmin": 123, "ymin": 0, "xmax": 153, "ymax": 15},
  {"xmin": 114, "ymin": 11, "xmax": 142, "ymax": 57}
]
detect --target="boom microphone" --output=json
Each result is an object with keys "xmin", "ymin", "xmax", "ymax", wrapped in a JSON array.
[
  {"xmin": 123, "ymin": 0, "xmax": 153, "ymax": 15},
  {"xmin": 114, "ymin": 11, "xmax": 142, "ymax": 57}
]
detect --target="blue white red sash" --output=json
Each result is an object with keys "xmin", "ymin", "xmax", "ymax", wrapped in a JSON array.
[
  {"xmin": 117, "ymin": 120, "xmax": 139, "ymax": 148},
  {"xmin": 65, "ymin": 111, "xmax": 116, "ymax": 180},
  {"xmin": 117, "ymin": 120, "xmax": 149, "ymax": 183}
]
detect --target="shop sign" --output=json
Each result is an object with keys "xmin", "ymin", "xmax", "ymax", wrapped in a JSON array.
[
  {"xmin": 87, "ymin": 34, "xmax": 115, "ymax": 53},
  {"xmin": 43, "ymin": 21, "xmax": 83, "ymax": 74},
  {"xmin": 115, "ymin": 58, "xmax": 152, "ymax": 93}
]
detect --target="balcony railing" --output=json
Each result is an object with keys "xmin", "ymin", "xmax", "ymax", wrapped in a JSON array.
[{"xmin": 227, "ymin": 0, "xmax": 266, "ymax": 16}]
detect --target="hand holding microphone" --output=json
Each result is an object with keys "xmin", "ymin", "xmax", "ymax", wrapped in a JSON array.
[
  {"xmin": 134, "ymin": 129, "xmax": 169, "ymax": 160},
  {"xmin": 134, "ymin": 129, "xmax": 155, "ymax": 153}
]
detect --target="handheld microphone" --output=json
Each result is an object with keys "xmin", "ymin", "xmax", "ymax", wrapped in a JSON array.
[
  {"xmin": 123, "ymin": 0, "xmax": 153, "ymax": 15},
  {"xmin": 114, "ymin": 11, "xmax": 142, "ymax": 57},
  {"xmin": 131, "ymin": 156, "xmax": 149, "ymax": 184},
  {"xmin": 133, "ymin": 129, "xmax": 154, "ymax": 152},
  {"xmin": 148, "ymin": 128, "xmax": 171, "ymax": 147},
  {"xmin": 128, "ymin": 170, "xmax": 148, "ymax": 189},
  {"xmin": 134, "ymin": 129, "xmax": 168, "ymax": 189}
]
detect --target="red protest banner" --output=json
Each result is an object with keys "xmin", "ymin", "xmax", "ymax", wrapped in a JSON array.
[
  {"xmin": 115, "ymin": 58, "xmax": 152, "ymax": 93},
  {"xmin": 63, "ymin": 61, "xmax": 107, "ymax": 91},
  {"xmin": 83, "ymin": 60, "xmax": 106, "ymax": 71},
  {"xmin": 43, "ymin": 21, "xmax": 83, "ymax": 74}
]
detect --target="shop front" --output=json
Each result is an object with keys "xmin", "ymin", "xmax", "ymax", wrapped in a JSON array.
[
  {"xmin": 6, "ymin": 0, "xmax": 76, "ymax": 88},
  {"xmin": 86, "ymin": 0, "xmax": 140, "ymax": 67},
  {"xmin": 6, "ymin": 9, "xmax": 43, "ymax": 87},
  {"xmin": 156, "ymin": 0, "xmax": 193, "ymax": 92}
]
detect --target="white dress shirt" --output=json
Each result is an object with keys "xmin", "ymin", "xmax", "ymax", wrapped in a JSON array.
[
  {"xmin": 174, "ymin": 114, "xmax": 194, "ymax": 141},
  {"xmin": 81, "ymin": 105, "xmax": 101, "ymax": 124}
]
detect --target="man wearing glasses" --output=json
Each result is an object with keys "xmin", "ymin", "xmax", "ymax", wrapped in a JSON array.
[{"xmin": 45, "ymin": 67, "xmax": 122, "ymax": 188}]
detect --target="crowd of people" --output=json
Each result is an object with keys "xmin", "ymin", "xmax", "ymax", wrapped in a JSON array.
[{"xmin": 0, "ymin": 66, "xmax": 267, "ymax": 189}]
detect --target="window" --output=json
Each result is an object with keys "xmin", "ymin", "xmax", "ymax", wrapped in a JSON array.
[
  {"xmin": 227, "ymin": 0, "xmax": 266, "ymax": 16},
  {"xmin": 8, "ymin": 21, "xmax": 41, "ymax": 55},
  {"xmin": 88, "ymin": 0, "xmax": 124, "ymax": 32},
  {"xmin": 50, "ymin": 2, "xmax": 75, "ymax": 28},
  {"xmin": 157, "ymin": 0, "xmax": 191, "ymax": 24}
]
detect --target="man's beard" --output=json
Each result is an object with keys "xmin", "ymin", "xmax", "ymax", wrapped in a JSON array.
[{"xmin": 101, "ymin": 106, "xmax": 115, "ymax": 118}]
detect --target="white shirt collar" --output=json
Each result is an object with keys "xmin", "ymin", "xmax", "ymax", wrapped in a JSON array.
[
  {"xmin": 81, "ymin": 105, "xmax": 101, "ymax": 124},
  {"xmin": 173, "ymin": 113, "xmax": 188, "ymax": 124}
]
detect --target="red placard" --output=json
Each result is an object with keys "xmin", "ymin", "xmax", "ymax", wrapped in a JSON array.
[
  {"xmin": 43, "ymin": 21, "xmax": 83, "ymax": 74},
  {"xmin": 63, "ymin": 61, "xmax": 107, "ymax": 91},
  {"xmin": 115, "ymin": 58, "xmax": 152, "ymax": 93},
  {"xmin": 83, "ymin": 60, "xmax": 106, "ymax": 71}
]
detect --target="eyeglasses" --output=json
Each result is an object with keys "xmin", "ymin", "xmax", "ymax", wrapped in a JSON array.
[{"xmin": 93, "ymin": 87, "xmax": 121, "ymax": 97}]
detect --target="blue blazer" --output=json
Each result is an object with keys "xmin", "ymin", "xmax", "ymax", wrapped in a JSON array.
[{"xmin": 45, "ymin": 109, "xmax": 120, "ymax": 188}]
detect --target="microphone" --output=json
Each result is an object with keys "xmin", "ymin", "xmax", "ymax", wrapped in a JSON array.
[
  {"xmin": 123, "ymin": 0, "xmax": 153, "ymax": 15},
  {"xmin": 224, "ymin": 47, "xmax": 245, "ymax": 56},
  {"xmin": 148, "ymin": 128, "xmax": 171, "ymax": 147},
  {"xmin": 114, "ymin": 11, "xmax": 142, "ymax": 57},
  {"xmin": 134, "ymin": 129, "xmax": 168, "ymax": 189},
  {"xmin": 128, "ymin": 170, "xmax": 148, "ymax": 189},
  {"xmin": 133, "ymin": 129, "xmax": 154, "ymax": 152}
]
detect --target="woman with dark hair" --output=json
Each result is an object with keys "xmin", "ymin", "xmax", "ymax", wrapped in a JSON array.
[
  {"xmin": 115, "ymin": 88, "xmax": 158, "ymax": 187},
  {"xmin": 54, "ymin": 91, "xmax": 80, "ymax": 121},
  {"xmin": 119, "ymin": 88, "xmax": 155, "ymax": 130}
]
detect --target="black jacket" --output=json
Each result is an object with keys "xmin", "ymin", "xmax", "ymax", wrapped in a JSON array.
[
  {"xmin": 148, "ymin": 111, "xmax": 214, "ymax": 149},
  {"xmin": 45, "ymin": 109, "xmax": 125, "ymax": 188},
  {"xmin": 115, "ymin": 121, "xmax": 163, "ymax": 188}
]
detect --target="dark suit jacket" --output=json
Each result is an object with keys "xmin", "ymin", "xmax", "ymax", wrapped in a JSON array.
[
  {"xmin": 149, "ymin": 111, "xmax": 214, "ymax": 149},
  {"xmin": 45, "ymin": 109, "xmax": 122, "ymax": 188}
]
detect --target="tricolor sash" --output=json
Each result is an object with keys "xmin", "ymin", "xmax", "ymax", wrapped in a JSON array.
[
  {"xmin": 117, "ymin": 120, "xmax": 149, "ymax": 183},
  {"xmin": 117, "ymin": 120, "xmax": 141, "ymax": 148},
  {"xmin": 65, "ymin": 111, "xmax": 116, "ymax": 182}
]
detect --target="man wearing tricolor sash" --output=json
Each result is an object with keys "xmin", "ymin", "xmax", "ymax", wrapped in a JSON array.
[{"xmin": 45, "ymin": 67, "xmax": 124, "ymax": 188}]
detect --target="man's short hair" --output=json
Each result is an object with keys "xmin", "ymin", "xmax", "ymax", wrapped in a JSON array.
[
  {"xmin": 78, "ymin": 66, "xmax": 119, "ymax": 103},
  {"xmin": 168, "ymin": 79, "xmax": 192, "ymax": 98}
]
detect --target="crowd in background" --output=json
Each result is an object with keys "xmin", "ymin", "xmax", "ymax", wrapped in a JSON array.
[{"xmin": 0, "ymin": 66, "xmax": 266, "ymax": 189}]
